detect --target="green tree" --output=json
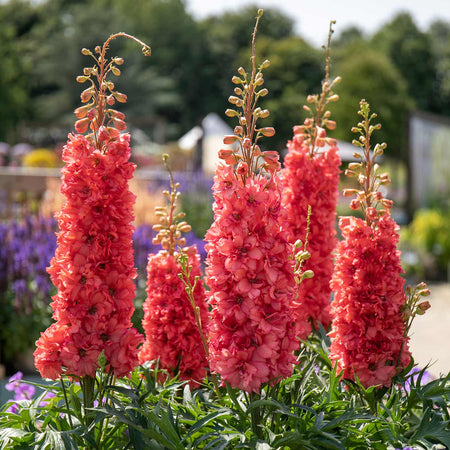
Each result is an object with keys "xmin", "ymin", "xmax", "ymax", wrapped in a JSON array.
[
  {"xmin": 199, "ymin": 6, "xmax": 296, "ymax": 125},
  {"xmin": 0, "ymin": 0, "xmax": 39, "ymax": 142},
  {"xmin": 371, "ymin": 13, "xmax": 439, "ymax": 113},
  {"xmin": 332, "ymin": 46, "xmax": 413, "ymax": 161},
  {"xmin": 428, "ymin": 20, "xmax": 450, "ymax": 115},
  {"xmin": 253, "ymin": 36, "xmax": 323, "ymax": 151}
]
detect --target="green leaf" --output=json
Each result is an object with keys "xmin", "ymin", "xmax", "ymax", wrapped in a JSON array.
[{"xmin": 414, "ymin": 408, "xmax": 450, "ymax": 448}]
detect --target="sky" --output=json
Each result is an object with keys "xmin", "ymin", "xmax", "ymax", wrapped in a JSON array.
[{"xmin": 185, "ymin": 0, "xmax": 450, "ymax": 46}]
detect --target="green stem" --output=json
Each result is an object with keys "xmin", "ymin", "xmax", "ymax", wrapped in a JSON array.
[
  {"xmin": 249, "ymin": 391, "xmax": 263, "ymax": 440},
  {"xmin": 60, "ymin": 377, "xmax": 74, "ymax": 429}
]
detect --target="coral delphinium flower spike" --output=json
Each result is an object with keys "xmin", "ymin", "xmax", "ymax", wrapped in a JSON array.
[
  {"xmin": 328, "ymin": 99, "xmax": 411, "ymax": 388},
  {"xmin": 34, "ymin": 34, "xmax": 151, "ymax": 380},
  {"xmin": 139, "ymin": 155, "xmax": 209, "ymax": 387},
  {"xmin": 205, "ymin": 10, "xmax": 298, "ymax": 393},
  {"xmin": 281, "ymin": 21, "xmax": 341, "ymax": 341}
]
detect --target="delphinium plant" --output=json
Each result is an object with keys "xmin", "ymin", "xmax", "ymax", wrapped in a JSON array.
[
  {"xmin": 204, "ymin": 9, "xmax": 299, "ymax": 394},
  {"xmin": 281, "ymin": 22, "xmax": 341, "ymax": 341},
  {"xmin": 31, "ymin": 33, "xmax": 150, "ymax": 446},
  {"xmin": 1, "ymin": 14, "xmax": 449, "ymax": 450},
  {"xmin": 139, "ymin": 154, "xmax": 209, "ymax": 386},
  {"xmin": 329, "ymin": 99, "xmax": 413, "ymax": 388}
]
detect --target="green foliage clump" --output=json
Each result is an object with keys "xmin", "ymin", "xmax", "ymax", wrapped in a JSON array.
[
  {"xmin": 401, "ymin": 209, "xmax": 450, "ymax": 279},
  {"xmin": 1, "ymin": 333, "xmax": 449, "ymax": 449}
]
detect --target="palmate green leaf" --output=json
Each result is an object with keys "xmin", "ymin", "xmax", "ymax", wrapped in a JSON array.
[
  {"xmin": 413, "ymin": 408, "xmax": 450, "ymax": 448},
  {"xmin": 272, "ymin": 429, "xmax": 344, "ymax": 450},
  {"xmin": 193, "ymin": 430, "xmax": 243, "ymax": 449}
]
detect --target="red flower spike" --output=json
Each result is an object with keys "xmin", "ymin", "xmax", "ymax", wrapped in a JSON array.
[
  {"xmin": 329, "ymin": 214, "xmax": 410, "ymax": 388},
  {"xmin": 206, "ymin": 11, "xmax": 298, "ymax": 393},
  {"xmin": 139, "ymin": 249, "xmax": 209, "ymax": 387},
  {"xmin": 34, "ymin": 33, "xmax": 151, "ymax": 380},
  {"xmin": 281, "ymin": 22, "xmax": 341, "ymax": 339},
  {"xmin": 34, "ymin": 134, "xmax": 143, "ymax": 379},
  {"xmin": 328, "ymin": 100, "xmax": 411, "ymax": 388}
]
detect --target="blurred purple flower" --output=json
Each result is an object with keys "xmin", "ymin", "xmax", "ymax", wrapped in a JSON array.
[
  {"xmin": 5, "ymin": 371, "xmax": 36, "ymax": 413},
  {"xmin": 403, "ymin": 366, "xmax": 434, "ymax": 393}
]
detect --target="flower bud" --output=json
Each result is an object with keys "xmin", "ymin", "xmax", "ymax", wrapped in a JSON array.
[
  {"xmin": 234, "ymin": 126, "xmax": 244, "ymax": 135},
  {"xmin": 87, "ymin": 108, "xmax": 97, "ymax": 120},
  {"xmin": 302, "ymin": 270, "xmax": 314, "ymax": 280},
  {"xmin": 232, "ymin": 75, "xmax": 243, "ymax": 84},
  {"xmin": 259, "ymin": 109, "xmax": 270, "ymax": 118},
  {"xmin": 417, "ymin": 301, "xmax": 431, "ymax": 315},
  {"xmin": 223, "ymin": 135, "xmax": 239, "ymax": 145},
  {"xmin": 349, "ymin": 199, "xmax": 360, "ymax": 211},
  {"xmin": 75, "ymin": 118, "xmax": 90, "ymax": 134},
  {"xmin": 237, "ymin": 161, "xmax": 248, "ymax": 176},
  {"xmin": 77, "ymin": 76, "xmax": 89, "ymax": 83},
  {"xmin": 98, "ymin": 126, "xmax": 110, "ymax": 141},
  {"xmin": 316, "ymin": 126, "xmax": 326, "ymax": 138},
  {"xmin": 81, "ymin": 88, "xmax": 93, "ymax": 103},
  {"xmin": 366, "ymin": 207, "xmax": 378, "ymax": 221},
  {"xmin": 225, "ymin": 109, "xmax": 239, "ymax": 118},
  {"xmin": 114, "ymin": 92, "xmax": 127, "ymax": 103},
  {"xmin": 218, "ymin": 149, "xmax": 237, "ymax": 165},
  {"xmin": 257, "ymin": 88, "xmax": 268, "ymax": 97},
  {"xmin": 114, "ymin": 57, "xmax": 124, "ymax": 65},
  {"xmin": 106, "ymin": 95, "xmax": 115, "ymax": 106},
  {"xmin": 111, "ymin": 66, "xmax": 121, "ymax": 76},
  {"xmin": 74, "ymin": 105, "xmax": 89, "ymax": 119},
  {"xmin": 381, "ymin": 199, "xmax": 394, "ymax": 209},
  {"xmin": 260, "ymin": 127, "xmax": 275, "ymax": 137},
  {"xmin": 107, "ymin": 127, "xmax": 120, "ymax": 138},
  {"xmin": 81, "ymin": 48, "xmax": 91, "ymax": 56},
  {"xmin": 326, "ymin": 120, "xmax": 336, "ymax": 130},
  {"xmin": 343, "ymin": 189, "xmax": 357, "ymax": 197},
  {"xmin": 260, "ymin": 59, "xmax": 270, "ymax": 69},
  {"xmin": 110, "ymin": 110, "xmax": 125, "ymax": 120},
  {"xmin": 261, "ymin": 151, "xmax": 279, "ymax": 163}
]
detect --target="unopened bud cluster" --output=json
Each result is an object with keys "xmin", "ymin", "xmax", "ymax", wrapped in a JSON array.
[
  {"xmin": 219, "ymin": 10, "xmax": 280, "ymax": 182},
  {"xmin": 152, "ymin": 155, "xmax": 191, "ymax": 255},
  {"xmin": 344, "ymin": 99, "xmax": 394, "ymax": 224},
  {"xmin": 402, "ymin": 282, "xmax": 431, "ymax": 339},
  {"xmin": 74, "ymin": 33, "xmax": 151, "ymax": 149},
  {"xmin": 295, "ymin": 21, "xmax": 340, "ymax": 156}
]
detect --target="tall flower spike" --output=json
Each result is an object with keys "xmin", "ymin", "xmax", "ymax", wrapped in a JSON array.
[
  {"xmin": 34, "ymin": 34, "xmax": 150, "ymax": 380},
  {"xmin": 328, "ymin": 100, "xmax": 411, "ymax": 388},
  {"xmin": 220, "ymin": 11, "xmax": 279, "ymax": 181},
  {"xmin": 281, "ymin": 22, "xmax": 341, "ymax": 340},
  {"xmin": 139, "ymin": 155, "xmax": 209, "ymax": 387},
  {"xmin": 205, "ymin": 10, "xmax": 298, "ymax": 393}
]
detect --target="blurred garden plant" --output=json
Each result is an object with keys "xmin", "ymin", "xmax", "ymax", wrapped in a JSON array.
[
  {"xmin": 0, "ymin": 12, "xmax": 448, "ymax": 450},
  {"xmin": 0, "ymin": 216, "xmax": 56, "ymax": 370}
]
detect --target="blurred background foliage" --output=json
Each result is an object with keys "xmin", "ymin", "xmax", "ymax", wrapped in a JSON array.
[{"xmin": 1, "ymin": 0, "xmax": 450, "ymax": 163}]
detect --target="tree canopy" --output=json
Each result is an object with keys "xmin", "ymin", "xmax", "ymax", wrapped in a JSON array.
[{"xmin": 0, "ymin": 0, "xmax": 448, "ymax": 163}]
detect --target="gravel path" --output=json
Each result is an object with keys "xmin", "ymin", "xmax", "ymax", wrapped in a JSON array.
[{"xmin": 409, "ymin": 283, "xmax": 450, "ymax": 377}]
